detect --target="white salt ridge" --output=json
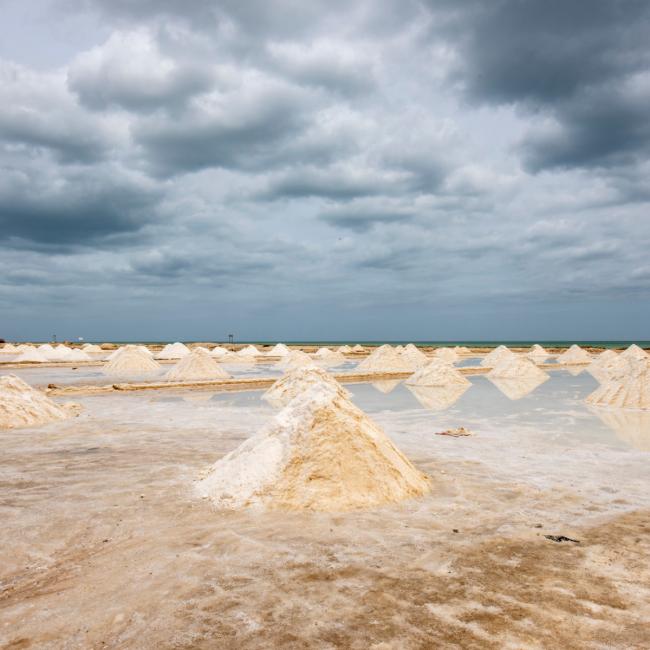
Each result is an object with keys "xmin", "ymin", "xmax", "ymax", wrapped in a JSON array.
[
  {"xmin": 357, "ymin": 345, "xmax": 415, "ymax": 373},
  {"xmin": 156, "ymin": 342, "xmax": 190, "ymax": 359},
  {"xmin": 103, "ymin": 345, "xmax": 161, "ymax": 376},
  {"xmin": 196, "ymin": 384, "xmax": 430, "ymax": 511},
  {"xmin": 0, "ymin": 375, "xmax": 80, "ymax": 429},
  {"xmin": 15, "ymin": 344, "xmax": 34, "ymax": 352},
  {"xmin": 480, "ymin": 345, "xmax": 515, "ymax": 367},
  {"xmin": 165, "ymin": 349, "xmax": 231, "ymax": 382},
  {"xmin": 586, "ymin": 357, "xmax": 650, "ymax": 409},
  {"xmin": 557, "ymin": 344, "xmax": 591, "ymax": 365},
  {"xmin": 406, "ymin": 358, "xmax": 470, "ymax": 387},
  {"xmin": 263, "ymin": 366, "xmax": 349, "ymax": 408}
]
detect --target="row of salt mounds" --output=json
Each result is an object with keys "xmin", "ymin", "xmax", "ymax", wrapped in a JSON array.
[
  {"xmin": 586, "ymin": 357, "xmax": 650, "ymax": 409},
  {"xmin": 196, "ymin": 383, "xmax": 430, "ymax": 511},
  {"xmin": 0, "ymin": 375, "xmax": 81, "ymax": 429},
  {"xmin": 357, "ymin": 344, "xmax": 415, "ymax": 373},
  {"xmin": 526, "ymin": 344, "xmax": 550, "ymax": 361},
  {"xmin": 557, "ymin": 344, "xmax": 591, "ymax": 365},
  {"xmin": 238, "ymin": 345, "xmax": 260, "ymax": 357},
  {"xmin": 480, "ymin": 345, "xmax": 515, "ymax": 368},
  {"xmin": 263, "ymin": 365, "xmax": 350, "ymax": 408},
  {"xmin": 165, "ymin": 349, "xmax": 231, "ymax": 381},
  {"xmin": 276, "ymin": 350, "xmax": 315, "ymax": 370},
  {"xmin": 487, "ymin": 356, "xmax": 549, "ymax": 400},
  {"xmin": 434, "ymin": 347, "xmax": 458, "ymax": 363},
  {"xmin": 103, "ymin": 345, "xmax": 161, "ymax": 376},
  {"xmin": 0, "ymin": 343, "xmax": 18, "ymax": 354},
  {"xmin": 156, "ymin": 342, "xmax": 190, "ymax": 359},
  {"xmin": 267, "ymin": 343, "xmax": 290, "ymax": 356}
]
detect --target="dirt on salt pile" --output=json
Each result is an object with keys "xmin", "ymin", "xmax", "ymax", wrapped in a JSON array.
[
  {"xmin": 103, "ymin": 346, "xmax": 162, "ymax": 377},
  {"xmin": 196, "ymin": 383, "xmax": 430, "ymax": 511},
  {"xmin": 0, "ymin": 375, "xmax": 80, "ymax": 429},
  {"xmin": 165, "ymin": 349, "xmax": 231, "ymax": 382},
  {"xmin": 263, "ymin": 366, "xmax": 350, "ymax": 408}
]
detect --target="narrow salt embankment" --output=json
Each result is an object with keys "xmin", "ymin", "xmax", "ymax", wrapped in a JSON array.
[
  {"xmin": 480, "ymin": 345, "xmax": 514, "ymax": 368},
  {"xmin": 0, "ymin": 375, "xmax": 81, "ymax": 429},
  {"xmin": 556, "ymin": 344, "xmax": 591, "ymax": 365},
  {"xmin": 103, "ymin": 345, "xmax": 161, "ymax": 376},
  {"xmin": 165, "ymin": 349, "xmax": 231, "ymax": 382},
  {"xmin": 196, "ymin": 381, "xmax": 430, "ymax": 511}
]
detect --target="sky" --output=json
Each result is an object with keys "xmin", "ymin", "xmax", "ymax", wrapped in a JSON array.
[{"xmin": 1, "ymin": 0, "xmax": 649, "ymax": 342}]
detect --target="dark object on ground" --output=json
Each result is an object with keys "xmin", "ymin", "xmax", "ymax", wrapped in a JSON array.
[
  {"xmin": 544, "ymin": 535, "xmax": 580, "ymax": 544},
  {"xmin": 435, "ymin": 427, "xmax": 472, "ymax": 437}
]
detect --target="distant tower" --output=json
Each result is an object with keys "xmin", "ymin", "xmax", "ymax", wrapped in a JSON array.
[{"xmin": 228, "ymin": 334, "xmax": 234, "ymax": 348}]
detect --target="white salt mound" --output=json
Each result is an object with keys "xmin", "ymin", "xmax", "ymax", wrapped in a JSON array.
[
  {"xmin": 480, "ymin": 345, "xmax": 515, "ymax": 367},
  {"xmin": 406, "ymin": 358, "xmax": 470, "ymax": 387},
  {"xmin": 357, "ymin": 345, "xmax": 415, "ymax": 373},
  {"xmin": 1, "ymin": 343, "xmax": 18, "ymax": 354},
  {"xmin": 267, "ymin": 343, "xmax": 290, "ymax": 357},
  {"xmin": 165, "ymin": 349, "xmax": 231, "ymax": 381},
  {"xmin": 277, "ymin": 350, "xmax": 316, "ymax": 370},
  {"xmin": 586, "ymin": 357, "xmax": 650, "ymax": 409},
  {"xmin": 587, "ymin": 350, "xmax": 621, "ymax": 383},
  {"xmin": 238, "ymin": 345, "xmax": 260, "ymax": 357},
  {"xmin": 64, "ymin": 349, "xmax": 92, "ymax": 362},
  {"xmin": 314, "ymin": 347, "xmax": 333, "ymax": 357},
  {"xmin": 263, "ymin": 366, "xmax": 350, "ymax": 408},
  {"xmin": 15, "ymin": 344, "xmax": 34, "ymax": 352},
  {"xmin": 37, "ymin": 343, "xmax": 54, "ymax": 353},
  {"xmin": 196, "ymin": 384, "xmax": 430, "ymax": 511},
  {"xmin": 488, "ymin": 356, "xmax": 549, "ymax": 381},
  {"xmin": 352, "ymin": 344, "xmax": 365, "ymax": 352},
  {"xmin": 337, "ymin": 345, "xmax": 352, "ymax": 353},
  {"xmin": 82, "ymin": 344, "xmax": 103, "ymax": 354},
  {"xmin": 620, "ymin": 344, "xmax": 648, "ymax": 360},
  {"xmin": 14, "ymin": 349, "xmax": 49, "ymax": 363},
  {"xmin": 210, "ymin": 346, "xmax": 230, "ymax": 357},
  {"xmin": 434, "ymin": 347, "xmax": 459, "ymax": 363},
  {"xmin": 0, "ymin": 375, "xmax": 81, "ymax": 429},
  {"xmin": 526, "ymin": 344, "xmax": 549, "ymax": 360},
  {"xmin": 557, "ymin": 344, "xmax": 591, "ymax": 365},
  {"xmin": 156, "ymin": 342, "xmax": 190, "ymax": 359},
  {"xmin": 103, "ymin": 346, "xmax": 161, "ymax": 376},
  {"xmin": 402, "ymin": 344, "xmax": 428, "ymax": 368}
]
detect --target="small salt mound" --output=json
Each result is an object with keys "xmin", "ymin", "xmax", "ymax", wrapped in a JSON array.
[
  {"xmin": 45, "ymin": 346, "xmax": 73, "ymax": 361},
  {"xmin": 337, "ymin": 345, "xmax": 352, "ymax": 353},
  {"xmin": 401, "ymin": 344, "xmax": 429, "ymax": 368},
  {"xmin": 314, "ymin": 347, "xmax": 332, "ymax": 356},
  {"xmin": 14, "ymin": 349, "xmax": 49, "ymax": 363},
  {"xmin": 371, "ymin": 380, "xmax": 401, "ymax": 394},
  {"xmin": 82, "ymin": 344, "xmax": 103, "ymax": 354},
  {"xmin": 0, "ymin": 375, "xmax": 80, "ymax": 429},
  {"xmin": 196, "ymin": 384, "xmax": 430, "ymax": 511},
  {"xmin": 165, "ymin": 349, "xmax": 231, "ymax": 382},
  {"xmin": 210, "ymin": 346, "xmax": 230, "ymax": 357},
  {"xmin": 263, "ymin": 366, "xmax": 349, "ymax": 408},
  {"xmin": 480, "ymin": 345, "xmax": 515, "ymax": 367},
  {"xmin": 352, "ymin": 344, "xmax": 365, "ymax": 352},
  {"xmin": 267, "ymin": 343, "xmax": 290, "ymax": 356},
  {"xmin": 455, "ymin": 346, "xmax": 472, "ymax": 354},
  {"xmin": 434, "ymin": 347, "xmax": 459, "ymax": 363},
  {"xmin": 406, "ymin": 384, "xmax": 468, "ymax": 410},
  {"xmin": 557, "ymin": 344, "xmax": 591, "ymax": 365},
  {"xmin": 406, "ymin": 358, "xmax": 470, "ymax": 387},
  {"xmin": 64, "ymin": 349, "xmax": 92, "ymax": 362},
  {"xmin": 277, "ymin": 350, "xmax": 315, "ymax": 370},
  {"xmin": 238, "ymin": 345, "xmax": 260, "ymax": 357},
  {"xmin": 1, "ymin": 343, "xmax": 18, "ymax": 354},
  {"xmin": 313, "ymin": 348, "xmax": 346, "ymax": 366},
  {"xmin": 488, "ymin": 356, "xmax": 549, "ymax": 382},
  {"xmin": 585, "ymin": 357, "xmax": 650, "ymax": 409},
  {"xmin": 526, "ymin": 344, "xmax": 549, "ymax": 360},
  {"xmin": 156, "ymin": 342, "xmax": 190, "ymax": 359},
  {"xmin": 15, "ymin": 344, "xmax": 34, "ymax": 352},
  {"xmin": 620, "ymin": 344, "xmax": 648, "ymax": 360},
  {"xmin": 103, "ymin": 346, "xmax": 161, "ymax": 376},
  {"xmin": 357, "ymin": 345, "xmax": 415, "ymax": 373},
  {"xmin": 37, "ymin": 343, "xmax": 54, "ymax": 353}
]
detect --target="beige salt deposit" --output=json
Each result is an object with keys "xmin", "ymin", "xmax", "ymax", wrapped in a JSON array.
[
  {"xmin": 103, "ymin": 345, "xmax": 161, "ymax": 376},
  {"xmin": 263, "ymin": 366, "xmax": 349, "ymax": 408},
  {"xmin": 620, "ymin": 344, "xmax": 648, "ymax": 360},
  {"xmin": 0, "ymin": 375, "xmax": 80, "ymax": 429},
  {"xmin": 165, "ymin": 349, "xmax": 231, "ymax": 382},
  {"xmin": 586, "ymin": 357, "xmax": 650, "ymax": 409},
  {"xmin": 480, "ymin": 345, "xmax": 515, "ymax": 367},
  {"xmin": 196, "ymin": 384, "xmax": 430, "ymax": 511},
  {"xmin": 406, "ymin": 358, "xmax": 470, "ymax": 388},
  {"xmin": 557, "ymin": 344, "xmax": 591, "ymax": 365},
  {"xmin": 488, "ymin": 356, "xmax": 549, "ymax": 382},
  {"xmin": 434, "ymin": 347, "xmax": 459, "ymax": 363},
  {"xmin": 82, "ymin": 343, "xmax": 103, "ymax": 354},
  {"xmin": 156, "ymin": 342, "xmax": 190, "ymax": 359},
  {"xmin": 14, "ymin": 349, "xmax": 48, "ymax": 363},
  {"xmin": 587, "ymin": 350, "xmax": 621, "ymax": 383},
  {"xmin": 357, "ymin": 345, "xmax": 415, "ymax": 373}
]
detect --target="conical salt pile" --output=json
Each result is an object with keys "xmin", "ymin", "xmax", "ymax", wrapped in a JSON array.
[
  {"xmin": 488, "ymin": 356, "xmax": 549, "ymax": 382},
  {"xmin": 238, "ymin": 345, "xmax": 260, "ymax": 357},
  {"xmin": 210, "ymin": 346, "xmax": 230, "ymax": 357},
  {"xmin": 156, "ymin": 342, "xmax": 190, "ymax": 359},
  {"xmin": 196, "ymin": 384, "xmax": 430, "ymax": 511},
  {"xmin": 37, "ymin": 343, "xmax": 54, "ymax": 353},
  {"xmin": 620, "ymin": 344, "xmax": 648, "ymax": 360},
  {"xmin": 557, "ymin": 344, "xmax": 591, "ymax": 365},
  {"xmin": 1, "ymin": 343, "xmax": 18, "ymax": 354},
  {"xmin": 277, "ymin": 350, "xmax": 315, "ymax": 370},
  {"xmin": 64, "ymin": 349, "xmax": 92, "ymax": 362},
  {"xmin": 314, "ymin": 347, "xmax": 333, "ymax": 357},
  {"xmin": 526, "ymin": 344, "xmax": 549, "ymax": 361},
  {"xmin": 165, "ymin": 349, "xmax": 231, "ymax": 381},
  {"xmin": 267, "ymin": 343, "xmax": 290, "ymax": 356},
  {"xmin": 352, "ymin": 344, "xmax": 365, "ymax": 352},
  {"xmin": 103, "ymin": 345, "xmax": 161, "ymax": 376},
  {"xmin": 0, "ymin": 375, "xmax": 81, "ymax": 429},
  {"xmin": 406, "ymin": 384, "xmax": 468, "ymax": 410},
  {"xmin": 263, "ymin": 366, "xmax": 349, "ymax": 408},
  {"xmin": 314, "ymin": 348, "xmax": 346, "ymax": 366},
  {"xmin": 406, "ymin": 358, "xmax": 470, "ymax": 387},
  {"xmin": 402, "ymin": 344, "xmax": 428, "ymax": 368},
  {"xmin": 357, "ymin": 345, "xmax": 415, "ymax": 373},
  {"xmin": 480, "ymin": 345, "xmax": 515, "ymax": 367},
  {"xmin": 587, "ymin": 350, "xmax": 620, "ymax": 383},
  {"xmin": 337, "ymin": 345, "xmax": 352, "ymax": 353},
  {"xmin": 585, "ymin": 357, "xmax": 650, "ymax": 409},
  {"xmin": 14, "ymin": 349, "xmax": 48, "ymax": 363},
  {"xmin": 456, "ymin": 346, "xmax": 472, "ymax": 354},
  {"xmin": 434, "ymin": 347, "xmax": 458, "ymax": 363},
  {"xmin": 82, "ymin": 344, "xmax": 103, "ymax": 354}
]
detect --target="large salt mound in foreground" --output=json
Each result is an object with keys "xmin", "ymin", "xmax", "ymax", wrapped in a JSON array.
[
  {"xmin": 0, "ymin": 375, "xmax": 81, "ymax": 429},
  {"xmin": 263, "ymin": 366, "xmax": 350, "ymax": 408},
  {"xmin": 557, "ymin": 344, "xmax": 591, "ymax": 365},
  {"xmin": 480, "ymin": 345, "xmax": 514, "ymax": 367},
  {"xmin": 406, "ymin": 358, "xmax": 470, "ymax": 387},
  {"xmin": 196, "ymin": 384, "xmax": 430, "ymax": 511},
  {"xmin": 586, "ymin": 357, "xmax": 650, "ymax": 409},
  {"xmin": 103, "ymin": 346, "xmax": 161, "ymax": 376},
  {"xmin": 357, "ymin": 344, "xmax": 415, "ymax": 373},
  {"xmin": 165, "ymin": 349, "xmax": 231, "ymax": 381}
]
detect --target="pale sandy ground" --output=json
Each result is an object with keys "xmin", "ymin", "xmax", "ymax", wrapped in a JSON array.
[{"xmin": 1, "ymin": 372, "xmax": 650, "ymax": 648}]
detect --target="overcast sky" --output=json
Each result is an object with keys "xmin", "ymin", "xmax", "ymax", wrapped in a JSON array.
[{"xmin": 1, "ymin": 0, "xmax": 649, "ymax": 342}]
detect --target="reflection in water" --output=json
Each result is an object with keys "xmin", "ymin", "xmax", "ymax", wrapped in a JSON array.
[
  {"xmin": 566, "ymin": 365, "xmax": 587, "ymax": 377},
  {"xmin": 371, "ymin": 380, "xmax": 401, "ymax": 395},
  {"xmin": 183, "ymin": 392, "xmax": 217, "ymax": 403},
  {"xmin": 488, "ymin": 374, "xmax": 549, "ymax": 400},
  {"xmin": 405, "ymin": 383, "xmax": 469, "ymax": 410},
  {"xmin": 589, "ymin": 407, "xmax": 650, "ymax": 451}
]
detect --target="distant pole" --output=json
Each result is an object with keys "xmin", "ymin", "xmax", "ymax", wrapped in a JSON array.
[
  {"xmin": 228, "ymin": 334, "xmax": 234, "ymax": 348},
  {"xmin": 53, "ymin": 334, "xmax": 57, "ymax": 343}
]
